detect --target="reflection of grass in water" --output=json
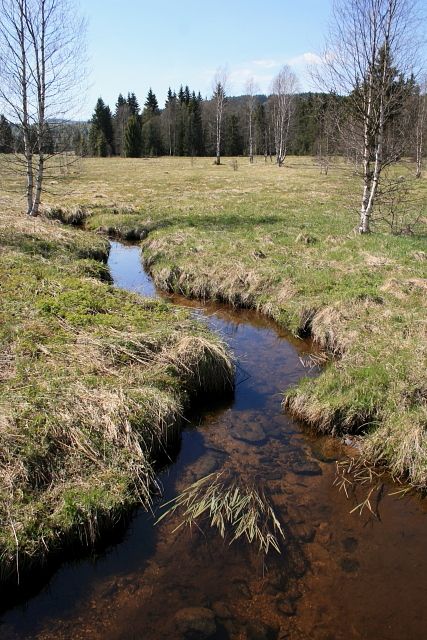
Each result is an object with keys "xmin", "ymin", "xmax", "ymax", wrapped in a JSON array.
[{"xmin": 156, "ymin": 472, "xmax": 285, "ymax": 555}]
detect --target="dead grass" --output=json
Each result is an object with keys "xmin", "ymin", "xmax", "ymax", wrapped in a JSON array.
[
  {"xmin": 157, "ymin": 471, "xmax": 285, "ymax": 555},
  {"xmin": 1, "ymin": 153, "xmax": 426, "ymax": 496},
  {"xmin": 32, "ymin": 154, "xmax": 425, "ymax": 490},
  {"xmin": 0, "ymin": 192, "xmax": 233, "ymax": 585}
]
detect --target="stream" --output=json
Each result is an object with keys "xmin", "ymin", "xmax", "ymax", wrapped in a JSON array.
[{"xmin": 1, "ymin": 240, "xmax": 427, "ymax": 639}]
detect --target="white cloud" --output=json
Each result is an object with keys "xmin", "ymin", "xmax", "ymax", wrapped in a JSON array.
[
  {"xmin": 287, "ymin": 52, "xmax": 322, "ymax": 67},
  {"xmin": 200, "ymin": 52, "xmax": 323, "ymax": 96},
  {"xmin": 251, "ymin": 59, "xmax": 280, "ymax": 70}
]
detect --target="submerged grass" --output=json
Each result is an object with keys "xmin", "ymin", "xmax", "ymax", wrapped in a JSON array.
[
  {"xmin": 10, "ymin": 154, "xmax": 425, "ymax": 489},
  {"xmin": 156, "ymin": 472, "xmax": 285, "ymax": 555},
  {"xmin": 0, "ymin": 189, "xmax": 234, "ymax": 585}
]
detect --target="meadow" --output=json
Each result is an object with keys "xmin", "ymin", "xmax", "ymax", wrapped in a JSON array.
[
  {"xmin": 0, "ymin": 153, "xmax": 425, "ymax": 583},
  {"xmin": 63, "ymin": 155, "xmax": 426, "ymax": 486},
  {"xmin": 0, "ymin": 160, "xmax": 233, "ymax": 583}
]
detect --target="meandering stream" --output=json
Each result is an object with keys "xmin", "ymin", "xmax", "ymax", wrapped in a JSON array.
[{"xmin": 1, "ymin": 241, "xmax": 426, "ymax": 639}]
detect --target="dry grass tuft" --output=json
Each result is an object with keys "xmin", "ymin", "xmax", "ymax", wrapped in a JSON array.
[
  {"xmin": 0, "ymin": 195, "xmax": 234, "ymax": 584},
  {"xmin": 157, "ymin": 471, "xmax": 285, "ymax": 555},
  {"xmin": 43, "ymin": 205, "xmax": 89, "ymax": 226}
]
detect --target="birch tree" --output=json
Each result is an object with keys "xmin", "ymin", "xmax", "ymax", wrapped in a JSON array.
[
  {"xmin": 414, "ymin": 78, "xmax": 426, "ymax": 178},
  {"xmin": 0, "ymin": 0, "xmax": 86, "ymax": 216},
  {"xmin": 270, "ymin": 66, "xmax": 298, "ymax": 167},
  {"xmin": 245, "ymin": 77, "xmax": 258, "ymax": 163},
  {"xmin": 318, "ymin": 0, "xmax": 423, "ymax": 233},
  {"xmin": 212, "ymin": 68, "xmax": 227, "ymax": 165}
]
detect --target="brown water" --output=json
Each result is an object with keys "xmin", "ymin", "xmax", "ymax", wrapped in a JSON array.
[{"xmin": 1, "ymin": 241, "xmax": 426, "ymax": 640}]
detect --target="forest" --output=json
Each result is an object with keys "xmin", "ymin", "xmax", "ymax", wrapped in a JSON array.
[{"xmin": 1, "ymin": 78, "xmax": 425, "ymax": 168}]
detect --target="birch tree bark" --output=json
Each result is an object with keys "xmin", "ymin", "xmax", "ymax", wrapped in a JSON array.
[
  {"xmin": 212, "ymin": 69, "xmax": 227, "ymax": 165},
  {"xmin": 245, "ymin": 77, "xmax": 258, "ymax": 164},
  {"xmin": 414, "ymin": 79, "xmax": 426, "ymax": 178},
  {"xmin": 0, "ymin": 0, "xmax": 86, "ymax": 216},
  {"xmin": 271, "ymin": 66, "xmax": 298, "ymax": 167},
  {"xmin": 0, "ymin": 0, "xmax": 34, "ymax": 213},
  {"xmin": 316, "ymin": 0, "xmax": 423, "ymax": 233}
]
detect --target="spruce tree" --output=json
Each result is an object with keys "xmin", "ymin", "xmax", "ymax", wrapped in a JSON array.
[
  {"xmin": 164, "ymin": 88, "xmax": 177, "ymax": 155},
  {"xmin": 127, "ymin": 92, "xmax": 140, "ymax": 116},
  {"xmin": 184, "ymin": 85, "xmax": 191, "ymax": 105},
  {"xmin": 142, "ymin": 119, "xmax": 163, "ymax": 156},
  {"xmin": 72, "ymin": 129, "xmax": 87, "ymax": 156},
  {"xmin": 90, "ymin": 98, "xmax": 114, "ymax": 155},
  {"xmin": 144, "ymin": 89, "xmax": 159, "ymax": 115},
  {"xmin": 124, "ymin": 115, "xmax": 142, "ymax": 157},
  {"xmin": 188, "ymin": 92, "xmax": 204, "ymax": 155},
  {"xmin": 96, "ymin": 131, "xmax": 108, "ymax": 157},
  {"xmin": 42, "ymin": 123, "xmax": 55, "ymax": 155},
  {"xmin": 116, "ymin": 93, "xmax": 126, "ymax": 109},
  {"xmin": 255, "ymin": 103, "xmax": 268, "ymax": 158},
  {"xmin": 114, "ymin": 94, "xmax": 131, "ymax": 156},
  {"xmin": 0, "ymin": 115, "xmax": 14, "ymax": 153},
  {"xmin": 225, "ymin": 114, "xmax": 243, "ymax": 156}
]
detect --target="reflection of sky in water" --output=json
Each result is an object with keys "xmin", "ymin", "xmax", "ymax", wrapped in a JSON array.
[{"xmin": 108, "ymin": 241, "xmax": 157, "ymax": 298}]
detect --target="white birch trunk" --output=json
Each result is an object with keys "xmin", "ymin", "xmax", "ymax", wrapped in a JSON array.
[
  {"xmin": 415, "ymin": 91, "xmax": 425, "ymax": 178},
  {"xmin": 18, "ymin": 0, "xmax": 34, "ymax": 214},
  {"xmin": 248, "ymin": 113, "xmax": 253, "ymax": 163},
  {"xmin": 28, "ymin": 0, "xmax": 47, "ymax": 216}
]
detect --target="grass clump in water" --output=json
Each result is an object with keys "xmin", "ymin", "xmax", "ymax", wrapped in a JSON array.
[{"xmin": 156, "ymin": 472, "xmax": 285, "ymax": 555}]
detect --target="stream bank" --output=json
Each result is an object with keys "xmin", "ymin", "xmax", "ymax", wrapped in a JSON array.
[{"xmin": 1, "ymin": 241, "xmax": 426, "ymax": 640}]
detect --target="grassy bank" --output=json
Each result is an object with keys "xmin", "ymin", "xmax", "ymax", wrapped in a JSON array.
[
  {"xmin": 14, "ymin": 154, "xmax": 425, "ymax": 489},
  {"xmin": 0, "ymin": 191, "xmax": 233, "ymax": 585}
]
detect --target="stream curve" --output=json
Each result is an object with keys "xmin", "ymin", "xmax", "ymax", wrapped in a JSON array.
[{"xmin": 1, "ymin": 240, "xmax": 427, "ymax": 640}]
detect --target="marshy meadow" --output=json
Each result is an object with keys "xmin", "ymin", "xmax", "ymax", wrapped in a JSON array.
[{"xmin": 1, "ymin": 0, "xmax": 426, "ymax": 638}]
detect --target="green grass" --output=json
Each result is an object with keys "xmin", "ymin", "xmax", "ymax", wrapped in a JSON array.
[
  {"xmin": 0, "ymin": 183, "xmax": 233, "ymax": 584},
  {"xmin": 0, "ymin": 152, "xmax": 426, "ymax": 584},
  {"xmin": 22, "ymin": 154, "xmax": 425, "ymax": 489}
]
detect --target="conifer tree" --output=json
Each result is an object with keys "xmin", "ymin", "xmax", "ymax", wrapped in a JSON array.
[
  {"xmin": 142, "ymin": 119, "xmax": 163, "ymax": 156},
  {"xmin": 212, "ymin": 71, "xmax": 227, "ymax": 164},
  {"xmin": 0, "ymin": 115, "xmax": 14, "ymax": 153},
  {"xmin": 164, "ymin": 88, "xmax": 177, "ymax": 155},
  {"xmin": 144, "ymin": 89, "xmax": 160, "ymax": 115},
  {"xmin": 72, "ymin": 128, "xmax": 87, "ymax": 156},
  {"xmin": 124, "ymin": 115, "xmax": 142, "ymax": 157},
  {"xmin": 114, "ymin": 94, "xmax": 131, "ymax": 156},
  {"xmin": 42, "ymin": 123, "xmax": 55, "ymax": 155},
  {"xmin": 141, "ymin": 89, "xmax": 162, "ymax": 155},
  {"xmin": 116, "ymin": 94, "xmax": 126, "ymax": 109},
  {"xmin": 96, "ymin": 131, "xmax": 108, "ymax": 157},
  {"xmin": 89, "ymin": 98, "xmax": 114, "ymax": 155},
  {"xmin": 127, "ymin": 92, "xmax": 140, "ymax": 116},
  {"xmin": 255, "ymin": 103, "xmax": 267, "ymax": 158},
  {"xmin": 225, "ymin": 114, "xmax": 243, "ymax": 155},
  {"xmin": 188, "ymin": 92, "xmax": 204, "ymax": 155}
]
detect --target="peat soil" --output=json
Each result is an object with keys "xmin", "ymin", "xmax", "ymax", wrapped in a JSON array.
[{"xmin": 1, "ymin": 241, "xmax": 426, "ymax": 640}]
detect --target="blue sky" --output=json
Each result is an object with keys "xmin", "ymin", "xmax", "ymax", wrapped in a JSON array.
[{"xmin": 81, "ymin": 0, "xmax": 334, "ymax": 118}]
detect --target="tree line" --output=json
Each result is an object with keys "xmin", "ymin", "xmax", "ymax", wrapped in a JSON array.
[
  {"xmin": 83, "ymin": 85, "xmax": 345, "ymax": 161},
  {"xmin": 82, "ymin": 71, "xmax": 426, "ymax": 179},
  {"xmin": 0, "ymin": 0, "xmax": 425, "ymax": 232}
]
